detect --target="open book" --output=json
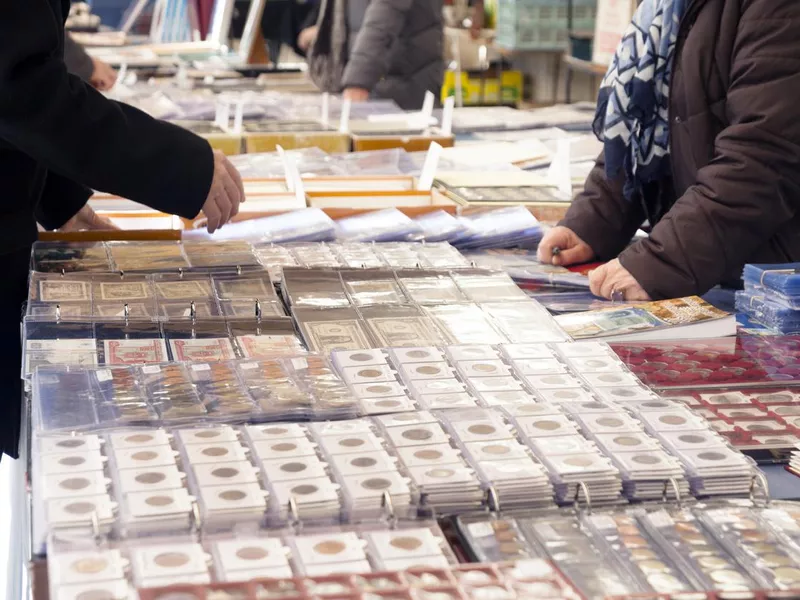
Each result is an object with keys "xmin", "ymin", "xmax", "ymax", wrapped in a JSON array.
[{"xmin": 555, "ymin": 296, "xmax": 736, "ymax": 341}]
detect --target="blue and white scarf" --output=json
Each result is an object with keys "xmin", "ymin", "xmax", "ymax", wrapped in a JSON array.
[{"xmin": 593, "ymin": 0, "xmax": 687, "ymax": 201}]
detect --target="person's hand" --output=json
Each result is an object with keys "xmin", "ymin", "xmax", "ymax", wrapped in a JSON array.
[
  {"xmin": 343, "ymin": 87, "xmax": 370, "ymax": 102},
  {"xmin": 537, "ymin": 226, "xmax": 594, "ymax": 266},
  {"xmin": 589, "ymin": 259, "xmax": 651, "ymax": 301},
  {"xmin": 297, "ymin": 26, "xmax": 318, "ymax": 52},
  {"xmin": 90, "ymin": 58, "xmax": 117, "ymax": 91},
  {"xmin": 201, "ymin": 150, "xmax": 245, "ymax": 234},
  {"xmin": 61, "ymin": 205, "xmax": 119, "ymax": 231}
]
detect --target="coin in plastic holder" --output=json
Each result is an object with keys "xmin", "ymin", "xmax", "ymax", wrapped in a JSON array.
[
  {"xmin": 289, "ymin": 532, "xmax": 367, "ymax": 566},
  {"xmin": 678, "ymin": 447, "xmax": 752, "ymax": 469},
  {"xmin": 582, "ymin": 371, "xmax": 643, "ymax": 388},
  {"xmin": 398, "ymin": 362, "xmax": 455, "ymax": 381},
  {"xmin": 199, "ymin": 482, "xmax": 267, "ymax": 519},
  {"xmin": 269, "ymin": 477, "xmax": 341, "ymax": 516},
  {"xmin": 419, "ymin": 392, "xmax": 479, "ymax": 410},
  {"xmin": 55, "ymin": 579, "xmax": 132, "ymax": 600},
  {"xmin": 502, "ymin": 402, "xmax": 562, "ymax": 418},
  {"xmin": 260, "ymin": 455, "xmax": 330, "ymax": 483},
  {"xmin": 244, "ymin": 423, "xmax": 309, "ymax": 443},
  {"xmin": 40, "ymin": 451, "xmax": 107, "ymax": 476},
  {"xmin": 374, "ymin": 410, "xmax": 440, "ymax": 428},
  {"xmin": 500, "ymin": 344, "xmax": 555, "ymax": 360},
  {"xmin": 108, "ymin": 430, "xmax": 172, "ymax": 451},
  {"xmin": 701, "ymin": 392, "xmax": 752, "ymax": 406},
  {"xmin": 641, "ymin": 410, "xmax": 708, "ymax": 432},
  {"xmin": 405, "ymin": 378, "xmax": 467, "ymax": 396},
  {"xmin": 388, "ymin": 347, "xmax": 446, "ymax": 364},
  {"xmin": 524, "ymin": 374, "xmax": 584, "ymax": 390},
  {"xmin": 510, "ymin": 358, "xmax": 567, "ymax": 377},
  {"xmin": 555, "ymin": 342, "xmax": 615, "ymax": 359},
  {"xmin": 182, "ymin": 442, "xmax": 249, "ymax": 466},
  {"xmin": 42, "ymin": 472, "xmax": 111, "ymax": 500},
  {"xmin": 175, "ymin": 426, "xmax": 240, "ymax": 446},
  {"xmin": 594, "ymin": 386, "xmax": 660, "ymax": 404},
  {"xmin": 192, "ymin": 461, "xmax": 261, "ymax": 487},
  {"xmin": 395, "ymin": 445, "xmax": 466, "ymax": 468},
  {"xmin": 360, "ymin": 396, "xmax": 418, "ymax": 415},
  {"xmin": 349, "ymin": 381, "xmax": 409, "ymax": 400},
  {"xmin": 465, "ymin": 440, "xmax": 531, "ymax": 462},
  {"xmin": 456, "ymin": 360, "xmax": 514, "ymax": 379},
  {"xmin": 311, "ymin": 419, "xmax": 376, "ymax": 436},
  {"xmin": 38, "ymin": 434, "xmax": 102, "ymax": 455},
  {"xmin": 593, "ymin": 432, "xmax": 663, "ymax": 453},
  {"xmin": 515, "ymin": 415, "xmax": 580, "ymax": 438},
  {"xmin": 446, "ymin": 345, "xmax": 501, "ymax": 362},
  {"xmin": 476, "ymin": 390, "xmax": 540, "ymax": 406},
  {"xmin": 129, "ymin": 543, "xmax": 211, "ymax": 588},
  {"xmin": 385, "ymin": 423, "xmax": 452, "ymax": 447},
  {"xmin": 545, "ymin": 453, "xmax": 613, "ymax": 475},
  {"xmin": 319, "ymin": 432, "xmax": 386, "ymax": 456},
  {"xmin": 116, "ymin": 465, "xmax": 186, "ymax": 495},
  {"xmin": 340, "ymin": 364, "xmax": 398, "ymax": 385},
  {"xmin": 365, "ymin": 528, "xmax": 445, "ymax": 562},
  {"xmin": 527, "ymin": 435, "xmax": 598, "ymax": 457},
  {"xmin": 578, "ymin": 413, "xmax": 643, "ymax": 434},
  {"xmin": 46, "ymin": 494, "xmax": 117, "ymax": 530},
  {"xmin": 343, "ymin": 471, "xmax": 412, "ymax": 504},
  {"xmin": 251, "ymin": 436, "xmax": 319, "ymax": 462},
  {"xmin": 449, "ymin": 417, "xmax": 515, "ymax": 444},
  {"xmin": 330, "ymin": 451, "xmax": 399, "ymax": 477},
  {"xmin": 124, "ymin": 487, "xmax": 194, "ymax": 525},
  {"xmin": 214, "ymin": 539, "xmax": 293, "ymax": 582},
  {"xmin": 50, "ymin": 549, "xmax": 127, "ymax": 585},
  {"xmin": 559, "ymin": 400, "xmax": 624, "ymax": 415},
  {"xmin": 468, "ymin": 377, "xmax": 525, "ymax": 393}
]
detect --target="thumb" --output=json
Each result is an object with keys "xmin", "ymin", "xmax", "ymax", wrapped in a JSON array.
[{"xmin": 554, "ymin": 245, "xmax": 588, "ymax": 267}]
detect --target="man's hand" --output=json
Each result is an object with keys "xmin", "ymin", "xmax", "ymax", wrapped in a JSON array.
[
  {"xmin": 537, "ymin": 226, "xmax": 594, "ymax": 266},
  {"xmin": 60, "ymin": 205, "xmax": 119, "ymax": 231},
  {"xmin": 90, "ymin": 58, "xmax": 117, "ymax": 91},
  {"xmin": 201, "ymin": 150, "xmax": 245, "ymax": 234},
  {"xmin": 589, "ymin": 259, "xmax": 651, "ymax": 301},
  {"xmin": 343, "ymin": 87, "xmax": 370, "ymax": 102},
  {"xmin": 297, "ymin": 26, "xmax": 318, "ymax": 52}
]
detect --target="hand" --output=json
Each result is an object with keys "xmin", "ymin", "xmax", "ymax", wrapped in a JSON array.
[
  {"xmin": 201, "ymin": 150, "xmax": 245, "ymax": 234},
  {"xmin": 537, "ymin": 226, "xmax": 594, "ymax": 266},
  {"xmin": 297, "ymin": 26, "xmax": 318, "ymax": 52},
  {"xmin": 343, "ymin": 87, "xmax": 370, "ymax": 103},
  {"xmin": 90, "ymin": 58, "xmax": 117, "ymax": 91},
  {"xmin": 60, "ymin": 205, "xmax": 119, "ymax": 231},
  {"xmin": 589, "ymin": 259, "xmax": 651, "ymax": 301},
  {"xmin": 470, "ymin": 3, "xmax": 485, "ymax": 39}
]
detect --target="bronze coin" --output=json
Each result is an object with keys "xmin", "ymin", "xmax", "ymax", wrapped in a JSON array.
[
  {"xmin": 201, "ymin": 446, "xmax": 229, "ymax": 457},
  {"xmin": 59, "ymin": 456, "xmax": 86, "ymax": 467},
  {"xmin": 350, "ymin": 353, "xmax": 376, "ymax": 362},
  {"xmin": 416, "ymin": 366, "xmax": 442, "ymax": 375},
  {"xmin": 59, "ymin": 477, "xmax": 91, "ymax": 491},
  {"xmin": 698, "ymin": 556, "xmax": 729, "ymax": 569},
  {"xmin": 618, "ymin": 525, "xmax": 641, "ymax": 537},
  {"xmin": 468, "ymin": 424, "xmax": 496, "ymax": 436},
  {"xmin": 262, "ymin": 427, "xmax": 288, "ymax": 436},
  {"xmin": 236, "ymin": 546, "xmax": 269, "ymax": 561},
  {"xmin": 613, "ymin": 435, "xmax": 643, "ymax": 447},
  {"xmin": 271, "ymin": 442, "xmax": 297, "ymax": 452},
  {"xmin": 367, "ymin": 385, "xmax": 392, "ymax": 393},
  {"xmin": 56, "ymin": 439, "xmax": 86, "ymax": 449},
  {"xmin": 679, "ymin": 532, "xmax": 708, "ymax": 545},
  {"xmin": 292, "ymin": 484, "xmax": 318, "ymax": 495},
  {"xmin": 401, "ymin": 428, "xmax": 434, "ymax": 441},
  {"xmin": 473, "ymin": 363, "xmax": 498, "ymax": 373},
  {"xmin": 533, "ymin": 420, "xmax": 562, "ymax": 431},
  {"xmin": 638, "ymin": 560, "xmax": 668, "ymax": 573},
  {"xmin": 219, "ymin": 490, "xmax": 247, "ymax": 501},
  {"xmin": 125, "ymin": 433, "xmax": 154, "ymax": 444},
  {"xmin": 362, "ymin": 477, "xmax": 392, "ymax": 490},
  {"xmin": 630, "ymin": 548, "xmax": 657, "ymax": 560},
  {"xmin": 414, "ymin": 449, "xmax": 443, "ymax": 460},
  {"xmin": 194, "ymin": 430, "xmax": 222, "ymax": 439},
  {"xmin": 70, "ymin": 557, "xmax": 109, "ymax": 574},
  {"xmin": 482, "ymin": 444, "xmax": 511, "ymax": 456},
  {"xmin": 64, "ymin": 501, "xmax": 96, "ymax": 515},
  {"xmin": 358, "ymin": 369, "xmax": 384, "ymax": 378},
  {"xmin": 621, "ymin": 535, "xmax": 649, "ymax": 548},
  {"xmin": 659, "ymin": 415, "xmax": 688, "ymax": 426},
  {"xmin": 131, "ymin": 451, "xmax": 158, "ymax": 461},
  {"xmin": 492, "ymin": 520, "xmax": 511, "ymax": 532},
  {"xmin": 498, "ymin": 541, "xmax": 524, "ymax": 555},
  {"xmin": 339, "ymin": 437, "xmax": 366, "ymax": 448},
  {"xmin": 136, "ymin": 471, "xmax": 167, "ymax": 485},
  {"xmin": 313, "ymin": 540, "xmax": 346, "ymax": 555},
  {"xmin": 211, "ymin": 467, "xmax": 239, "ymax": 479},
  {"xmin": 390, "ymin": 536, "xmax": 424, "ymax": 551},
  {"xmin": 494, "ymin": 530, "xmax": 517, "ymax": 543},
  {"xmin": 351, "ymin": 456, "xmax": 378, "ymax": 468},
  {"xmin": 153, "ymin": 552, "xmax": 190, "ymax": 568},
  {"xmin": 145, "ymin": 495, "xmax": 174, "ymax": 507},
  {"xmin": 740, "ymin": 530, "xmax": 768, "ymax": 542},
  {"xmin": 280, "ymin": 462, "xmax": 308, "ymax": 473}
]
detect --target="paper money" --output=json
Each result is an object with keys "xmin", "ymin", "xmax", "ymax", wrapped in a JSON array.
[
  {"xmin": 155, "ymin": 280, "xmax": 213, "ymax": 299},
  {"xmin": 217, "ymin": 278, "xmax": 273, "ymax": 299},
  {"xmin": 367, "ymin": 317, "xmax": 443, "ymax": 347},
  {"xmin": 302, "ymin": 320, "xmax": 373, "ymax": 352},
  {"xmin": 169, "ymin": 338, "xmax": 236, "ymax": 362},
  {"xmin": 159, "ymin": 301, "xmax": 214, "ymax": 319},
  {"xmin": 94, "ymin": 303, "xmax": 152, "ymax": 318},
  {"xmin": 237, "ymin": 334, "xmax": 305, "ymax": 358},
  {"xmin": 99, "ymin": 282, "xmax": 152, "ymax": 301},
  {"xmin": 345, "ymin": 280, "xmax": 405, "ymax": 306},
  {"xmin": 103, "ymin": 339, "xmax": 168, "ymax": 365},
  {"xmin": 39, "ymin": 280, "xmax": 90, "ymax": 302},
  {"xmin": 28, "ymin": 304, "xmax": 89, "ymax": 318},
  {"xmin": 25, "ymin": 347, "xmax": 98, "ymax": 374}
]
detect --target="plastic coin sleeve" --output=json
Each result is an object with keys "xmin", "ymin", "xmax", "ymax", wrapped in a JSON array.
[
  {"xmin": 192, "ymin": 461, "xmax": 261, "ymax": 487},
  {"xmin": 50, "ymin": 549, "xmax": 128, "ymax": 586},
  {"xmin": 260, "ymin": 456, "xmax": 330, "ymax": 483},
  {"xmin": 182, "ymin": 442, "xmax": 250, "ymax": 465}
]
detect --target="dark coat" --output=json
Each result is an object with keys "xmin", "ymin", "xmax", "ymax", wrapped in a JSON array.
[{"xmin": 561, "ymin": 0, "xmax": 800, "ymax": 299}]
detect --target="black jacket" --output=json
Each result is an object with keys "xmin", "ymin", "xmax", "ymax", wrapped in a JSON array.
[
  {"xmin": 64, "ymin": 34, "xmax": 94, "ymax": 82},
  {"xmin": 0, "ymin": 0, "xmax": 214, "ymax": 253}
]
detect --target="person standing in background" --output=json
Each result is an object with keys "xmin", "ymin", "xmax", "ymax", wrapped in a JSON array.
[
  {"xmin": 0, "ymin": 0, "xmax": 245, "ymax": 460},
  {"xmin": 64, "ymin": 34, "xmax": 118, "ymax": 90},
  {"xmin": 305, "ymin": 0, "xmax": 444, "ymax": 110}
]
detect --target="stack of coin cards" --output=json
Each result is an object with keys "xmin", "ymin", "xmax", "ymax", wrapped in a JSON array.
[
  {"xmin": 310, "ymin": 420, "xmax": 413, "ymax": 520},
  {"xmin": 127, "ymin": 542, "xmax": 212, "ymax": 588},
  {"xmin": 361, "ymin": 306, "xmax": 447, "ymax": 348},
  {"xmin": 389, "ymin": 346, "xmax": 480, "ymax": 410},
  {"xmin": 331, "ymin": 349, "xmax": 417, "ymax": 415},
  {"xmin": 438, "ymin": 409, "xmax": 553, "ymax": 509},
  {"xmin": 210, "ymin": 537, "xmax": 293, "ymax": 582},
  {"xmin": 373, "ymin": 412, "xmax": 484, "ymax": 514},
  {"xmin": 287, "ymin": 355, "xmax": 361, "ymax": 421}
]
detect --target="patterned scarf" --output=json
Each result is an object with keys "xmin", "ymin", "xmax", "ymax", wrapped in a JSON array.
[{"xmin": 593, "ymin": 0, "xmax": 687, "ymax": 202}]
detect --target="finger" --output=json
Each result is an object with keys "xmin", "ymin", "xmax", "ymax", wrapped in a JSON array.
[
  {"xmin": 203, "ymin": 202, "xmax": 221, "ymax": 234},
  {"xmin": 224, "ymin": 158, "xmax": 245, "ymax": 204},
  {"xmin": 215, "ymin": 191, "xmax": 233, "ymax": 228},
  {"xmin": 554, "ymin": 245, "xmax": 587, "ymax": 267},
  {"xmin": 537, "ymin": 232, "xmax": 568, "ymax": 264},
  {"xmin": 599, "ymin": 273, "xmax": 619, "ymax": 300},
  {"xmin": 628, "ymin": 286, "xmax": 650, "ymax": 301},
  {"xmin": 220, "ymin": 173, "xmax": 241, "ymax": 220},
  {"xmin": 589, "ymin": 266, "xmax": 607, "ymax": 298}
]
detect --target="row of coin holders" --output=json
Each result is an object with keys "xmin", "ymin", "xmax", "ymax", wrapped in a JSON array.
[
  {"xmin": 662, "ymin": 388, "xmax": 800, "ymax": 451},
  {"xmin": 22, "ymin": 318, "xmax": 303, "ymax": 376},
  {"xmin": 609, "ymin": 337, "xmax": 800, "ymax": 390},
  {"xmin": 32, "ymin": 356, "xmax": 357, "ymax": 434},
  {"xmin": 46, "ymin": 522, "xmax": 456, "ymax": 597},
  {"xmin": 280, "ymin": 268, "xmax": 530, "ymax": 310},
  {"xmin": 31, "ymin": 240, "xmax": 263, "ymax": 274},
  {"xmin": 253, "ymin": 242, "xmax": 471, "ymax": 282},
  {"xmin": 458, "ymin": 505, "xmax": 800, "ymax": 597},
  {"xmin": 135, "ymin": 559, "xmax": 581, "ymax": 600},
  {"xmin": 28, "ymin": 270, "xmax": 288, "ymax": 321}
]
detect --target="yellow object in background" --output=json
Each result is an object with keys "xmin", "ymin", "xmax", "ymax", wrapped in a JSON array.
[{"xmin": 441, "ymin": 70, "xmax": 523, "ymax": 106}]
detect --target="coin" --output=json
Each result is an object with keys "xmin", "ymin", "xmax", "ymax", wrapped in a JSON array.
[
  {"xmin": 131, "ymin": 451, "xmax": 158, "ymax": 461},
  {"xmin": 145, "ymin": 495, "xmax": 174, "ymax": 507},
  {"xmin": 362, "ymin": 477, "xmax": 392, "ymax": 490},
  {"xmin": 211, "ymin": 467, "xmax": 240, "ymax": 479},
  {"xmin": 774, "ymin": 567, "xmax": 800, "ymax": 583},
  {"xmin": 236, "ymin": 546, "xmax": 269, "ymax": 560},
  {"xmin": 402, "ymin": 428, "xmax": 434, "ymax": 441},
  {"xmin": 711, "ymin": 570, "xmax": 749, "ymax": 584},
  {"xmin": 153, "ymin": 552, "xmax": 190, "ymax": 568},
  {"xmin": 483, "ymin": 444, "xmax": 511, "ymax": 456},
  {"xmin": 621, "ymin": 535, "xmax": 649, "ymax": 548},
  {"xmin": 71, "ymin": 557, "xmax": 109, "ymax": 574},
  {"xmin": 351, "ymin": 457, "xmax": 378, "ymax": 468},
  {"xmin": 740, "ymin": 530, "xmax": 768, "ymax": 542},
  {"xmin": 339, "ymin": 437, "xmax": 366, "ymax": 448},
  {"xmin": 632, "ymin": 454, "xmax": 661, "ymax": 465},
  {"xmin": 59, "ymin": 456, "xmax": 86, "ymax": 467},
  {"xmin": 697, "ymin": 451, "xmax": 727, "ymax": 462},
  {"xmin": 613, "ymin": 435, "xmax": 643, "ymax": 447},
  {"xmin": 280, "ymin": 462, "xmax": 308, "ymax": 473},
  {"xmin": 59, "ymin": 477, "xmax": 91, "ymax": 491},
  {"xmin": 415, "ymin": 449, "xmax": 443, "ymax": 460},
  {"xmin": 428, "ymin": 468, "xmax": 455, "ymax": 478},
  {"xmin": 271, "ymin": 442, "xmax": 298, "ymax": 452},
  {"xmin": 630, "ymin": 548, "xmax": 657, "ymax": 560},
  {"xmin": 201, "ymin": 446, "xmax": 229, "ymax": 457},
  {"xmin": 262, "ymin": 427, "xmax": 289, "ymax": 436},
  {"xmin": 659, "ymin": 415, "xmax": 688, "ymax": 425},
  {"xmin": 376, "ymin": 400, "xmax": 401, "ymax": 408},
  {"xmin": 358, "ymin": 369, "xmax": 384, "ymax": 378},
  {"xmin": 762, "ymin": 553, "xmax": 793, "ymax": 568},
  {"xmin": 468, "ymin": 424, "xmax": 496, "ymax": 436},
  {"xmin": 367, "ymin": 385, "xmax": 392, "ymax": 393},
  {"xmin": 638, "ymin": 559, "xmax": 668, "ymax": 573},
  {"xmin": 195, "ymin": 430, "xmax": 223, "ymax": 439},
  {"xmin": 533, "ymin": 420, "xmax": 562, "ymax": 431},
  {"xmin": 498, "ymin": 541, "xmax": 525, "ymax": 555},
  {"xmin": 64, "ymin": 502, "xmax": 96, "ymax": 515},
  {"xmin": 563, "ymin": 456, "xmax": 594, "ymax": 468},
  {"xmin": 219, "ymin": 490, "xmax": 247, "ymax": 501},
  {"xmin": 698, "ymin": 555, "xmax": 729, "ymax": 569},
  {"xmin": 390, "ymin": 536, "xmax": 424, "ymax": 551},
  {"xmin": 125, "ymin": 433, "xmax": 155, "ymax": 444},
  {"xmin": 596, "ymin": 417, "xmax": 625, "ymax": 428},
  {"xmin": 314, "ymin": 540, "xmax": 346, "ymax": 555},
  {"xmin": 407, "ymin": 350, "xmax": 432, "ymax": 359},
  {"xmin": 647, "ymin": 572, "xmax": 685, "ymax": 593},
  {"xmin": 292, "ymin": 484, "xmax": 318, "ymax": 495},
  {"xmin": 56, "ymin": 439, "xmax": 86, "ymax": 449},
  {"xmin": 350, "ymin": 353, "xmax": 376, "ymax": 362},
  {"xmin": 473, "ymin": 363, "xmax": 498, "ymax": 373}
]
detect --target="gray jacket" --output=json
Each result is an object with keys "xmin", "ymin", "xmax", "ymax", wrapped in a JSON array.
[
  {"xmin": 64, "ymin": 34, "xmax": 94, "ymax": 82},
  {"xmin": 341, "ymin": 0, "xmax": 444, "ymax": 110}
]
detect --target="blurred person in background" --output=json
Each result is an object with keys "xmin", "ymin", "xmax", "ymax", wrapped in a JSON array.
[
  {"xmin": 305, "ymin": 0, "xmax": 444, "ymax": 110},
  {"xmin": 64, "ymin": 34, "xmax": 117, "ymax": 90},
  {"xmin": 538, "ymin": 0, "xmax": 800, "ymax": 302},
  {"xmin": 0, "ymin": 0, "xmax": 245, "ymax": 460}
]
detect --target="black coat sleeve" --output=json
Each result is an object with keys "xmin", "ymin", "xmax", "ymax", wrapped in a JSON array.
[
  {"xmin": 0, "ymin": 0, "xmax": 214, "ymax": 221},
  {"xmin": 35, "ymin": 171, "xmax": 93, "ymax": 230},
  {"xmin": 64, "ymin": 34, "xmax": 94, "ymax": 82}
]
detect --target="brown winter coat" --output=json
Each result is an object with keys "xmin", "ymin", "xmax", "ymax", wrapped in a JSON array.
[{"xmin": 560, "ymin": 0, "xmax": 800, "ymax": 299}]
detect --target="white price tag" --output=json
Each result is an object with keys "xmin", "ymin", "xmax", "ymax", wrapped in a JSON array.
[
  {"xmin": 192, "ymin": 364, "xmax": 212, "ymax": 372},
  {"xmin": 291, "ymin": 357, "xmax": 308, "ymax": 370},
  {"xmin": 95, "ymin": 369, "xmax": 112, "ymax": 383},
  {"xmin": 240, "ymin": 362, "xmax": 258, "ymax": 371},
  {"xmin": 142, "ymin": 365, "xmax": 161, "ymax": 374}
]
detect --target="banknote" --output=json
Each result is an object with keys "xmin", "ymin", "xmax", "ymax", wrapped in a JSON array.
[
  {"xmin": 345, "ymin": 280, "xmax": 405, "ymax": 306},
  {"xmin": 25, "ymin": 348, "xmax": 98, "ymax": 375},
  {"xmin": 155, "ymin": 280, "xmax": 213, "ymax": 300},
  {"xmin": 366, "ymin": 317, "xmax": 443, "ymax": 347},
  {"xmin": 94, "ymin": 303, "xmax": 152, "ymax": 318},
  {"xmin": 99, "ymin": 282, "xmax": 152, "ymax": 301},
  {"xmin": 216, "ymin": 277, "xmax": 273, "ymax": 299},
  {"xmin": 39, "ymin": 280, "xmax": 90, "ymax": 302},
  {"xmin": 103, "ymin": 339, "xmax": 168, "ymax": 365},
  {"xmin": 170, "ymin": 338, "xmax": 236, "ymax": 362},
  {"xmin": 301, "ymin": 320, "xmax": 372, "ymax": 352},
  {"xmin": 237, "ymin": 334, "xmax": 305, "ymax": 358}
]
